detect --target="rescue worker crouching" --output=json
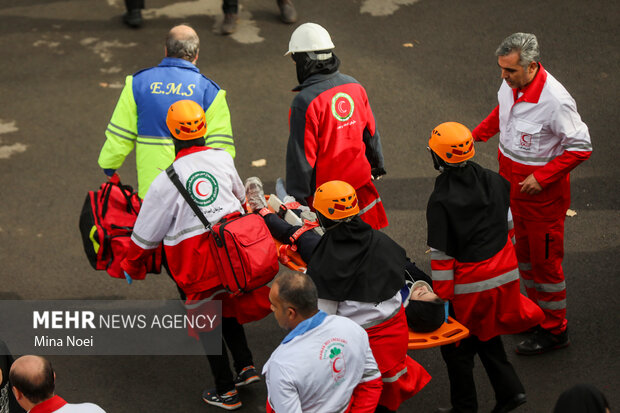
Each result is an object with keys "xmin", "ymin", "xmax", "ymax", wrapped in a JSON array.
[
  {"xmin": 121, "ymin": 100, "xmax": 271, "ymax": 411},
  {"xmin": 426, "ymin": 122, "xmax": 545, "ymax": 413}
]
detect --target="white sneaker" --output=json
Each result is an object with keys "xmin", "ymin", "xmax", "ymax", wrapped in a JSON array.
[{"xmin": 245, "ymin": 177, "xmax": 268, "ymax": 212}]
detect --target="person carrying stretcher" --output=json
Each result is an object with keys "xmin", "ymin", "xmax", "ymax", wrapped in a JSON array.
[
  {"xmin": 425, "ymin": 122, "xmax": 545, "ymax": 413},
  {"xmin": 245, "ymin": 178, "xmax": 437, "ymax": 413}
]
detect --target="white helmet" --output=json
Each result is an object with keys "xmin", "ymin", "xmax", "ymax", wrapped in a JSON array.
[{"xmin": 286, "ymin": 23, "xmax": 335, "ymax": 57}]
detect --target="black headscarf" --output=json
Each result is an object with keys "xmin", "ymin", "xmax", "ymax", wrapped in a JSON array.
[
  {"xmin": 173, "ymin": 136, "xmax": 205, "ymax": 155},
  {"xmin": 426, "ymin": 161, "xmax": 510, "ymax": 262},
  {"xmin": 553, "ymin": 384, "xmax": 610, "ymax": 413},
  {"xmin": 307, "ymin": 216, "xmax": 406, "ymax": 303},
  {"xmin": 292, "ymin": 51, "xmax": 341, "ymax": 84}
]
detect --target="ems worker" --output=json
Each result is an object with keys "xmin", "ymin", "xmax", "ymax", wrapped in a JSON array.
[
  {"xmin": 426, "ymin": 122, "xmax": 544, "ymax": 413},
  {"xmin": 284, "ymin": 23, "xmax": 388, "ymax": 230},
  {"xmin": 121, "ymin": 100, "xmax": 269, "ymax": 411},
  {"xmin": 264, "ymin": 271, "xmax": 382, "ymax": 413},
  {"xmin": 246, "ymin": 178, "xmax": 431, "ymax": 413},
  {"xmin": 98, "ymin": 24, "xmax": 235, "ymax": 200},
  {"xmin": 472, "ymin": 33, "xmax": 592, "ymax": 355}
]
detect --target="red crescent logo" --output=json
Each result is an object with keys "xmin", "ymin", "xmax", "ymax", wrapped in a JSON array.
[
  {"xmin": 336, "ymin": 98, "xmax": 350, "ymax": 116},
  {"xmin": 332, "ymin": 356, "xmax": 343, "ymax": 373},
  {"xmin": 195, "ymin": 180, "xmax": 210, "ymax": 197}
]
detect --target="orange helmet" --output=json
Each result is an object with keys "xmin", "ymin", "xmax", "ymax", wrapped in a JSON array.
[
  {"xmin": 313, "ymin": 180, "xmax": 359, "ymax": 221},
  {"xmin": 428, "ymin": 122, "xmax": 475, "ymax": 164},
  {"xmin": 166, "ymin": 100, "xmax": 207, "ymax": 140}
]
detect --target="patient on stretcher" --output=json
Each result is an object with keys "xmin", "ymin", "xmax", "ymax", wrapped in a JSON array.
[{"xmin": 244, "ymin": 176, "xmax": 446, "ymax": 333}]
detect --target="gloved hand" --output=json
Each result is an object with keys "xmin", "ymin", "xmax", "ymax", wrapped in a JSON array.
[
  {"xmin": 124, "ymin": 271, "xmax": 133, "ymax": 285},
  {"xmin": 103, "ymin": 168, "xmax": 117, "ymax": 177},
  {"xmin": 371, "ymin": 167, "xmax": 386, "ymax": 181}
]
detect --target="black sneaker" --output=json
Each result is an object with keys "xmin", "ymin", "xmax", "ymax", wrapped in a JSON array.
[
  {"xmin": 202, "ymin": 388, "xmax": 242, "ymax": 410},
  {"xmin": 122, "ymin": 9, "xmax": 143, "ymax": 28},
  {"xmin": 515, "ymin": 327, "xmax": 569, "ymax": 355},
  {"xmin": 221, "ymin": 13, "xmax": 238, "ymax": 35},
  {"xmin": 491, "ymin": 393, "xmax": 527, "ymax": 413},
  {"xmin": 234, "ymin": 365, "xmax": 260, "ymax": 387}
]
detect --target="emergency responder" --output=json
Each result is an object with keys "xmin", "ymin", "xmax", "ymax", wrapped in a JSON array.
[
  {"xmin": 246, "ymin": 178, "xmax": 432, "ymax": 412},
  {"xmin": 472, "ymin": 33, "xmax": 592, "ymax": 355},
  {"xmin": 426, "ymin": 122, "xmax": 544, "ymax": 413},
  {"xmin": 121, "ymin": 100, "xmax": 269, "ymax": 411},
  {"xmin": 284, "ymin": 23, "xmax": 388, "ymax": 229},
  {"xmin": 263, "ymin": 271, "xmax": 382, "ymax": 412},
  {"xmin": 98, "ymin": 24, "xmax": 235, "ymax": 200}
]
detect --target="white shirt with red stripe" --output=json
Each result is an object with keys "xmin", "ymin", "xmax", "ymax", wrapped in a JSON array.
[{"xmin": 263, "ymin": 312, "xmax": 381, "ymax": 413}]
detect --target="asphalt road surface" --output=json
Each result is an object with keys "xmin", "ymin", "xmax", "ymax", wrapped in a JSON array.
[{"xmin": 0, "ymin": 0, "xmax": 618, "ymax": 412}]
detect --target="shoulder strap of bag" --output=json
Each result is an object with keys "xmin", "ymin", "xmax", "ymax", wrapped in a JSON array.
[{"xmin": 165, "ymin": 165, "xmax": 212, "ymax": 230}]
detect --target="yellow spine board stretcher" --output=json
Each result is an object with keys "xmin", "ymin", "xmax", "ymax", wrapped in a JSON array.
[{"xmin": 250, "ymin": 195, "xmax": 470, "ymax": 349}]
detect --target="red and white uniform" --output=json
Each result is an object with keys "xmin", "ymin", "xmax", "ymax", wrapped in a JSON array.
[
  {"xmin": 286, "ymin": 72, "xmax": 388, "ymax": 229},
  {"xmin": 30, "ymin": 395, "xmax": 105, "ymax": 413},
  {"xmin": 473, "ymin": 65, "xmax": 591, "ymax": 334},
  {"xmin": 121, "ymin": 147, "xmax": 270, "ymax": 322},
  {"xmin": 263, "ymin": 312, "xmax": 382, "ymax": 413},
  {"xmin": 319, "ymin": 293, "xmax": 431, "ymax": 411},
  {"xmin": 431, "ymin": 235, "xmax": 544, "ymax": 342}
]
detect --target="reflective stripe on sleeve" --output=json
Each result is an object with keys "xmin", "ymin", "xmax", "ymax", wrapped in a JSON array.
[
  {"xmin": 382, "ymin": 367, "xmax": 407, "ymax": 383},
  {"xmin": 431, "ymin": 270, "xmax": 454, "ymax": 281},
  {"xmin": 537, "ymin": 299, "xmax": 566, "ymax": 311},
  {"xmin": 106, "ymin": 126, "xmax": 136, "ymax": 142},
  {"xmin": 164, "ymin": 225, "xmax": 206, "ymax": 242},
  {"xmin": 534, "ymin": 281, "xmax": 566, "ymax": 293},
  {"xmin": 359, "ymin": 197, "xmax": 381, "ymax": 215},
  {"xmin": 131, "ymin": 232, "xmax": 162, "ymax": 248},
  {"xmin": 454, "ymin": 268, "xmax": 519, "ymax": 295},
  {"xmin": 362, "ymin": 368, "xmax": 381, "ymax": 380}
]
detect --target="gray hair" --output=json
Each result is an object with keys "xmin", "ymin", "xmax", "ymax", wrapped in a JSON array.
[
  {"xmin": 166, "ymin": 24, "xmax": 199, "ymax": 62},
  {"xmin": 495, "ymin": 33, "xmax": 540, "ymax": 69},
  {"xmin": 274, "ymin": 271, "xmax": 318, "ymax": 318}
]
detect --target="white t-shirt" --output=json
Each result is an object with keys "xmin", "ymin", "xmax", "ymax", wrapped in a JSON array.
[{"xmin": 263, "ymin": 313, "xmax": 380, "ymax": 413}]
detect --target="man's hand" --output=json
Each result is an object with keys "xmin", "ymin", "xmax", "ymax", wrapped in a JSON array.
[
  {"xmin": 519, "ymin": 174, "xmax": 542, "ymax": 194},
  {"xmin": 371, "ymin": 167, "xmax": 386, "ymax": 181}
]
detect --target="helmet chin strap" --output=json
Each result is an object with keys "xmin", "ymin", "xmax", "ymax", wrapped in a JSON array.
[
  {"xmin": 317, "ymin": 211, "xmax": 343, "ymax": 231},
  {"xmin": 430, "ymin": 150, "xmax": 446, "ymax": 172}
]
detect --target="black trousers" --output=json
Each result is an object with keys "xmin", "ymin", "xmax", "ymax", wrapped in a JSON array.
[
  {"xmin": 440, "ymin": 335, "xmax": 524, "ymax": 412},
  {"xmin": 200, "ymin": 317, "xmax": 254, "ymax": 394},
  {"xmin": 125, "ymin": 0, "xmax": 144, "ymax": 11},
  {"xmin": 222, "ymin": 0, "xmax": 238, "ymax": 14}
]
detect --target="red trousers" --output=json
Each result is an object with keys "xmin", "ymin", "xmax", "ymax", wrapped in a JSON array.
[
  {"xmin": 365, "ymin": 307, "xmax": 431, "ymax": 410},
  {"xmin": 356, "ymin": 181, "xmax": 388, "ymax": 230},
  {"xmin": 513, "ymin": 216, "xmax": 567, "ymax": 334}
]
